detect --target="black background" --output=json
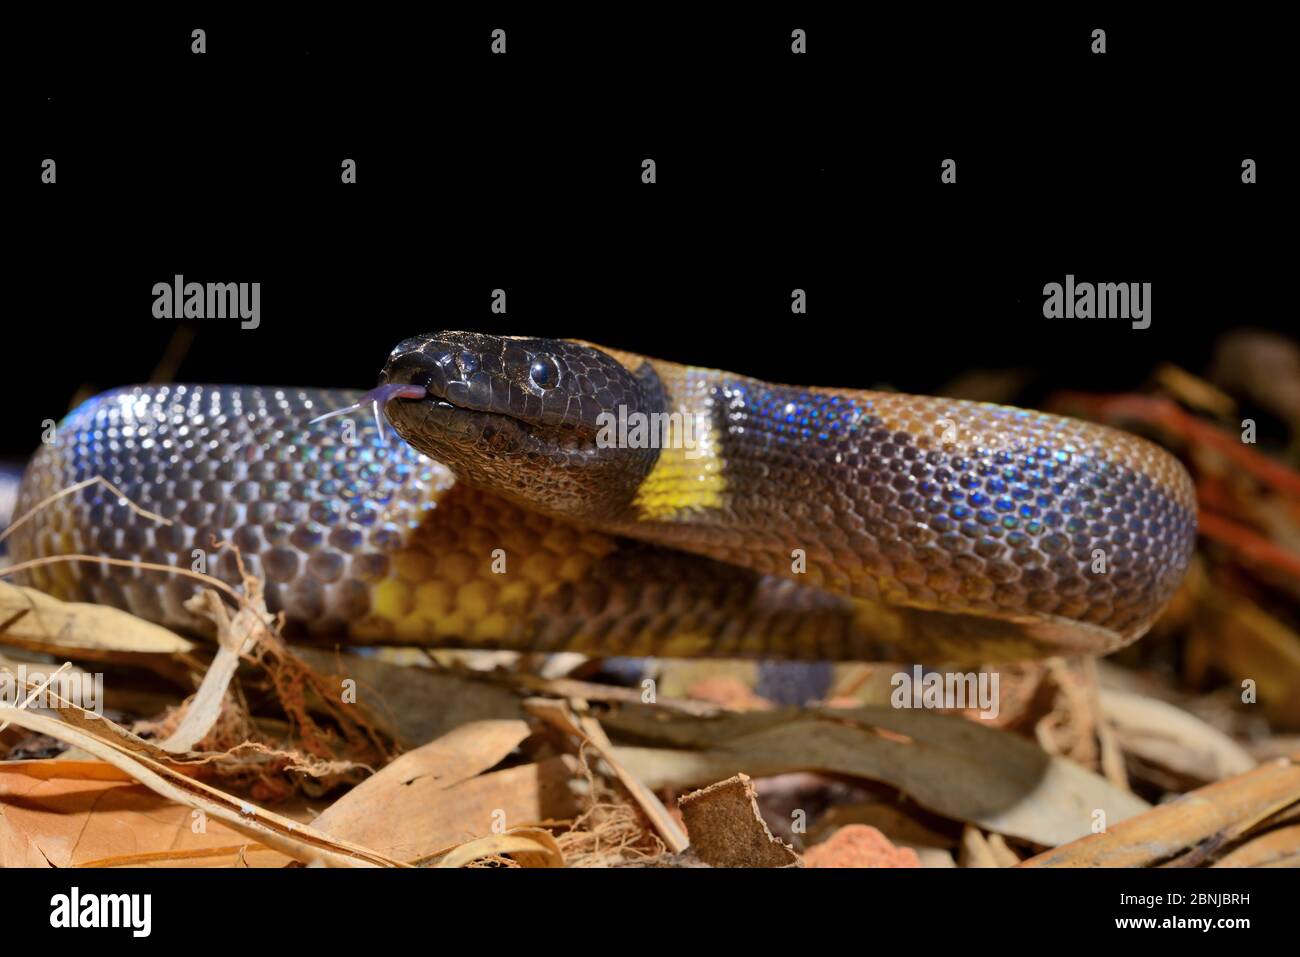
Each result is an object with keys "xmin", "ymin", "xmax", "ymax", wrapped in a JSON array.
[
  {"xmin": 9, "ymin": 8, "xmax": 1285, "ymax": 460},
  {"xmin": 11, "ymin": 864, "xmax": 1282, "ymax": 941}
]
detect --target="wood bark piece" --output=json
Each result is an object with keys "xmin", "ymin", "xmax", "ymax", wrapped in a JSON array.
[
  {"xmin": 1019, "ymin": 759, "xmax": 1300, "ymax": 867},
  {"xmin": 678, "ymin": 773, "xmax": 800, "ymax": 867},
  {"xmin": 1213, "ymin": 823, "xmax": 1300, "ymax": 867}
]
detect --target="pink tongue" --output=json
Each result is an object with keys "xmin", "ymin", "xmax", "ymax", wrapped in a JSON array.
[
  {"xmin": 307, "ymin": 382, "xmax": 427, "ymax": 429},
  {"xmin": 359, "ymin": 382, "xmax": 428, "ymax": 405}
]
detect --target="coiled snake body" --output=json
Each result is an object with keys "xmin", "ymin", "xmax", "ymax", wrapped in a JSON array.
[{"xmin": 11, "ymin": 333, "xmax": 1198, "ymax": 664}]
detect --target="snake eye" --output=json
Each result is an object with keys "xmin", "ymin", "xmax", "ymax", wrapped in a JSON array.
[{"xmin": 529, "ymin": 356, "xmax": 560, "ymax": 390}]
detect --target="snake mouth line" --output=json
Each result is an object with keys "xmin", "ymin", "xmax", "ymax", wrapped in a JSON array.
[
  {"xmin": 393, "ymin": 385, "xmax": 605, "ymax": 458},
  {"xmin": 305, "ymin": 380, "xmax": 576, "ymax": 458}
]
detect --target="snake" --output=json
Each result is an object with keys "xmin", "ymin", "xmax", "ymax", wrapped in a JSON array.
[{"xmin": 9, "ymin": 332, "xmax": 1198, "ymax": 665}]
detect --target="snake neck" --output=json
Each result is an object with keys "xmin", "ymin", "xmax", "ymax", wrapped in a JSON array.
[
  {"xmin": 603, "ymin": 361, "xmax": 883, "ymax": 582},
  {"xmin": 602, "ymin": 358, "xmax": 1197, "ymax": 647}
]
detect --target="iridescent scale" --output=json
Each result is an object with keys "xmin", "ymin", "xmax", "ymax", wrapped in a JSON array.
[
  {"xmin": 630, "ymin": 362, "xmax": 1198, "ymax": 643},
  {"xmin": 13, "ymin": 385, "xmax": 448, "ymax": 635}
]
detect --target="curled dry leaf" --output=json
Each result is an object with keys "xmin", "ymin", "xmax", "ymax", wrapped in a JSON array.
[{"xmin": 431, "ymin": 827, "xmax": 565, "ymax": 868}]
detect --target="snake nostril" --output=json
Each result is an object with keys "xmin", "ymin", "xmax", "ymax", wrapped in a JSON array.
[{"xmin": 382, "ymin": 352, "xmax": 441, "ymax": 391}]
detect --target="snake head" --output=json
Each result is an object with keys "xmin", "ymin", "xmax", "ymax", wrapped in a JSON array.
[{"xmin": 380, "ymin": 331, "xmax": 664, "ymax": 520}]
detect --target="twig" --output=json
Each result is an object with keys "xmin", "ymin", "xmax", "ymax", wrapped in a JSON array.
[{"xmin": 0, "ymin": 476, "xmax": 171, "ymax": 548}]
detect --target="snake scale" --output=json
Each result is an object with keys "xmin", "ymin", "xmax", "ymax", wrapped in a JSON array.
[{"xmin": 10, "ymin": 332, "xmax": 1198, "ymax": 665}]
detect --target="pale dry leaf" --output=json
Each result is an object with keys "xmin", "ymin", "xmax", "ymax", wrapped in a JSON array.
[
  {"xmin": 958, "ymin": 825, "xmax": 1000, "ymax": 868},
  {"xmin": 0, "ymin": 580, "xmax": 195, "ymax": 658},
  {"xmin": 986, "ymin": 832, "xmax": 1021, "ymax": 866},
  {"xmin": 1100, "ymin": 687, "xmax": 1255, "ymax": 783},
  {"xmin": 312, "ymin": 719, "xmax": 534, "ymax": 853},
  {"xmin": 608, "ymin": 706, "xmax": 1148, "ymax": 847}
]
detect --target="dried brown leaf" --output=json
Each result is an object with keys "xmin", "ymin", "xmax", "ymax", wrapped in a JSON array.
[
  {"xmin": 0, "ymin": 703, "xmax": 403, "ymax": 867},
  {"xmin": 316, "ymin": 753, "xmax": 581, "ymax": 864},
  {"xmin": 0, "ymin": 761, "xmax": 291, "ymax": 867}
]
